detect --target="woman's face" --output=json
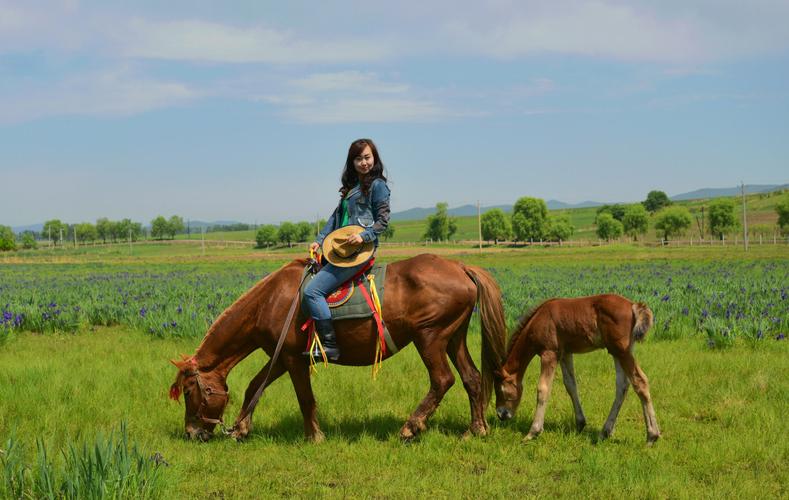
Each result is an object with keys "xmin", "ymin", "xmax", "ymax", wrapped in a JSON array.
[{"xmin": 353, "ymin": 145, "xmax": 374, "ymax": 177}]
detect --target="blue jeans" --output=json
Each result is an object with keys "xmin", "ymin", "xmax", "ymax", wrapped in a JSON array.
[{"xmin": 302, "ymin": 261, "xmax": 369, "ymax": 321}]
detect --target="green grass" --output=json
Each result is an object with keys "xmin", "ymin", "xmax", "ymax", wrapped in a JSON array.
[{"xmin": 1, "ymin": 327, "xmax": 786, "ymax": 498}]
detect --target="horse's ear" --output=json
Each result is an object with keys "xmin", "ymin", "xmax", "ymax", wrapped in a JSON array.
[{"xmin": 169, "ymin": 382, "xmax": 181, "ymax": 402}]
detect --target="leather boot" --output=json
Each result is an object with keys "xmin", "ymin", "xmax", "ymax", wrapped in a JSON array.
[{"xmin": 304, "ymin": 319, "xmax": 340, "ymax": 361}]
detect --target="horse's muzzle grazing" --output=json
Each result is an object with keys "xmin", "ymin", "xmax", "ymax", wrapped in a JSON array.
[{"xmin": 496, "ymin": 407, "xmax": 514, "ymax": 421}]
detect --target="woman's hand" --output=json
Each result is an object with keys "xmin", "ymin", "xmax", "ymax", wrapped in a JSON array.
[
  {"xmin": 346, "ymin": 233, "xmax": 364, "ymax": 245},
  {"xmin": 309, "ymin": 241, "xmax": 320, "ymax": 254}
]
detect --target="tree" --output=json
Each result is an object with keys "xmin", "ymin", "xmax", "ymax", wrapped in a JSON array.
[
  {"xmin": 96, "ymin": 217, "xmax": 112, "ymax": 243},
  {"xmin": 278, "ymin": 222, "xmax": 298, "ymax": 247},
  {"xmin": 424, "ymin": 202, "xmax": 457, "ymax": 241},
  {"xmin": 255, "ymin": 225, "xmax": 278, "ymax": 248},
  {"xmin": 167, "ymin": 215, "xmax": 185, "ymax": 239},
  {"xmin": 643, "ymin": 190, "xmax": 671, "ymax": 213},
  {"xmin": 21, "ymin": 231, "xmax": 38, "ymax": 249},
  {"xmin": 75, "ymin": 222, "xmax": 97, "ymax": 243},
  {"xmin": 708, "ymin": 198, "xmax": 738, "ymax": 240},
  {"xmin": 596, "ymin": 204, "xmax": 626, "ymax": 221},
  {"xmin": 775, "ymin": 195, "xmax": 789, "ymax": 235},
  {"xmin": 296, "ymin": 221, "xmax": 313, "ymax": 242},
  {"xmin": 546, "ymin": 214, "xmax": 575, "ymax": 242},
  {"xmin": 511, "ymin": 197, "xmax": 548, "ymax": 241},
  {"xmin": 654, "ymin": 206, "xmax": 692, "ymax": 241},
  {"xmin": 381, "ymin": 224, "xmax": 395, "ymax": 241},
  {"xmin": 595, "ymin": 213, "xmax": 624, "ymax": 240},
  {"xmin": 480, "ymin": 209, "xmax": 512, "ymax": 244},
  {"xmin": 151, "ymin": 216, "xmax": 168, "ymax": 240},
  {"xmin": 42, "ymin": 219, "xmax": 67, "ymax": 245},
  {"xmin": 0, "ymin": 225, "xmax": 16, "ymax": 251},
  {"xmin": 622, "ymin": 204, "xmax": 649, "ymax": 240}
]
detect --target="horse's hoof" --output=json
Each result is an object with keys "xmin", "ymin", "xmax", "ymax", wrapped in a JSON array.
[
  {"xmin": 307, "ymin": 430, "xmax": 325, "ymax": 444},
  {"xmin": 647, "ymin": 433, "xmax": 660, "ymax": 446},
  {"xmin": 600, "ymin": 428, "xmax": 613, "ymax": 440},
  {"xmin": 576, "ymin": 419, "xmax": 587, "ymax": 432},
  {"xmin": 523, "ymin": 431, "xmax": 539, "ymax": 442}
]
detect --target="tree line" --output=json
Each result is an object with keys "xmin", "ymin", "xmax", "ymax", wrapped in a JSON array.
[{"xmin": 255, "ymin": 221, "xmax": 396, "ymax": 248}]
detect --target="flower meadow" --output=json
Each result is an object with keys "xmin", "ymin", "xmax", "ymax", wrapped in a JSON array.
[{"xmin": 1, "ymin": 260, "xmax": 787, "ymax": 346}]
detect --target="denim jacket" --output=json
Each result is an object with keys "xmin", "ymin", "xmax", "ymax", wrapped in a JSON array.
[{"xmin": 316, "ymin": 178, "xmax": 391, "ymax": 247}]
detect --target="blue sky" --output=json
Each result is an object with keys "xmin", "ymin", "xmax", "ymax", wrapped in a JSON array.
[{"xmin": 1, "ymin": 0, "xmax": 788, "ymax": 227}]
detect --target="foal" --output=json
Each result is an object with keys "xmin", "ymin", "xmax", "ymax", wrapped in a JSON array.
[{"xmin": 494, "ymin": 294, "xmax": 660, "ymax": 444}]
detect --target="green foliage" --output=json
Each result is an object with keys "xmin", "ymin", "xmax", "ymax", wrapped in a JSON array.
[
  {"xmin": 167, "ymin": 216, "xmax": 185, "ymax": 239},
  {"xmin": 278, "ymin": 221, "xmax": 298, "ymax": 246},
  {"xmin": 511, "ymin": 196, "xmax": 548, "ymax": 241},
  {"xmin": 480, "ymin": 208, "xmax": 511, "ymax": 244},
  {"xmin": 42, "ymin": 219, "xmax": 67, "ymax": 245},
  {"xmin": 546, "ymin": 214, "xmax": 574, "ymax": 242},
  {"xmin": 96, "ymin": 217, "xmax": 112, "ymax": 243},
  {"xmin": 707, "ymin": 198, "xmax": 738, "ymax": 240},
  {"xmin": 1, "ymin": 423, "xmax": 163, "ymax": 499},
  {"xmin": 423, "ymin": 202, "xmax": 457, "ymax": 241},
  {"xmin": 595, "ymin": 213, "xmax": 624, "ymax": 240},
  {"xmin": 775, "ymin": 195, "xmax": 789, "ymax": 234},
  {"xmin": 643, "ymin": 190, "xmax": 672, "ymax": 213},
  {"xmin": 20, "ymin": 231, "xmax": 37, "ymax": 250},
  {"xmin": 381, "ymin": 224, "xmax": 395, "ymax": 241},
  {"xmin": 654, "ymin": 206, "xmax": 693, "ymax": 240},
  {"xmin": 622, "ymin": 204, "xmax": 649, "ymax": 239},
  {"xmin": 295, "ymin": 221, "xmax": 313, "ymax": 242},
  {"xmin": 150, "ymin": 216, "xmax": 168, "ymax": 240},
  {"xmin": 75, "ymin": 222, "xmax": 97, "ymax": 243},
  {"xmin": 596, "ymin": 204, "xmax": 626, "ymax": 221},
  {"xmin": 255, "ymin": 225, "xmax": 278, "ymax": 248},
  {"xmin": 0, "ymin": 226, "xmax": 16, "ymax": 251}
]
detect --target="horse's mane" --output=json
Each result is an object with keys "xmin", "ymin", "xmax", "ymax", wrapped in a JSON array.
[
  {"xmin": 507, "ymin": 299, "xmax": 552, "ymax": 351},
  {"xmin": 195, "ymin": 259, "xmax": 305, "ymax": 355}
]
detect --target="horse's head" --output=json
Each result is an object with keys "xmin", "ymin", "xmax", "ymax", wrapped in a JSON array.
[
  {"xmin": 493, "ymin": 367, "xmax": 523, "ymax": 421},
  {"xmin": 169, "ymin": 355, "xmax": 229, "ymax": 441}
]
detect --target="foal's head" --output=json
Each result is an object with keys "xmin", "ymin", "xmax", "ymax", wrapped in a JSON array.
[
  {"xmin": 493, "ymin": 368, "xmax": 524, "ymax": 421},
  {"xmin": 169, "ymin": 355, "xmax": 229, "ymax": 441}
]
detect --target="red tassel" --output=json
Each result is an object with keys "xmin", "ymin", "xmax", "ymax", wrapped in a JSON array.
[{"xmin": 169, "ymin": 383, "xmax": 181, "ymax": 401}]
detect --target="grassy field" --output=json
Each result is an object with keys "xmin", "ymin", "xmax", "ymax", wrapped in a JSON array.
[{"xmin": 1, "ymin": 243, "xmax": 788, "ymax": 498}]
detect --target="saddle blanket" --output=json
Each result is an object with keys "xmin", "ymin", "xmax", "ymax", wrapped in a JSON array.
[{"xmin": 300, "ymin": 262, "xmax": 388, "ymax": 321}]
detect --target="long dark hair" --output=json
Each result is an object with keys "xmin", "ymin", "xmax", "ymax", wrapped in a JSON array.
[{"xmin": 340, "ymin": 138, "xmax": 387, "ymax": 197}]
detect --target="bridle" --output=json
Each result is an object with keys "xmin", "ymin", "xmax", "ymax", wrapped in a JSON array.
[{"xmin": 183, "ymin": 361, "xmax": 228, "ymax": 428}]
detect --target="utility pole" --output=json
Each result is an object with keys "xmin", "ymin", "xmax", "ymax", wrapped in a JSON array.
[
  {"xmin": 741, "ymin": 182, "xmax": 748, "ymax": 251},
  {"xmin": 128, "ymin": 227, "xmax": 132, "ymax": 254},
  {"xmin": 201, "ymin": 226, "xmax": 206, "ymax": 256},
  {"xmin": 477, "ymin": 201, "xmax": 482, "ymax": 252},
  {"xmin": 59, "ymin": 227, "xmax": 63, "ymax": 248}
]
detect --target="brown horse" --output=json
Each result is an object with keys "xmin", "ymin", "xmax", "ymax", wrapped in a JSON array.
[
  {"xmin": 169, "ymin": 253, "xmax": 507, "ymax": 442},
  {"xmin": 493, "ymin": 294, "xmax": 661, "ymax": 444}
]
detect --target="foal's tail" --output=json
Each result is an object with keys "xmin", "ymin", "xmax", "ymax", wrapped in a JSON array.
[
  {"xmin": 463, "ymin": 265, "xmax": 507, "ymax": 408},
  {"xmin": 632, "ymin": 302, "xmax": 654, "ymax": 342}
]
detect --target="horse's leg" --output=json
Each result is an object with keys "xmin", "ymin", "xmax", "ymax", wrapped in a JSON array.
[
  {"xmin": 447, "ymin": 332, "xmax": 487, "ymax": 437},
  {"xmin": 525, "ymin": 351, "xmax": 558, "ymax": 441},
  {"xmin": 284, "ymin": 356, "xmax": 325, "ymax": 443},
  {"xmin": 400, "ymin": 339, "xmax": 455, "ymax": 441},
  {"xmin": 601, "ymin": 357, "xmax": 629, "ymax": 440},
  {"xmin": 559, "ymin": 353, "xmax": 587, "ymax": 432},
  {"xmin": 618, "ymin": 350, "xmax": 661, "ymax": 444},
  {"xmin": 230, "ymin": 358, "xmax": 287, "ymax": 440}
]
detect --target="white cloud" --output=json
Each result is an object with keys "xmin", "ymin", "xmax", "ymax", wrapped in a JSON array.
[
  {"xmin": 120, "ymin": 18, "xmax": 392, "ymax": 64},
  {"xmin": 292, "ymin": 71, "xmax": 409, "ymax": 94},
  {"xmin": 0, "ymin": 66, "xmax": 197, "ymax": 124},
  {"xmin": 278, "ymin": 97, "xmax": 451, "ymax": 124}
]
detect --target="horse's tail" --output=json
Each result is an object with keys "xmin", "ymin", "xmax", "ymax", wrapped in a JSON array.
[
  {"xmin": 463, "ymin": 265, "xmax": 507, "ymax": 408},
  {"xmin": 632, "ymin": 302, "xmax": 654, "ymax": 342}
]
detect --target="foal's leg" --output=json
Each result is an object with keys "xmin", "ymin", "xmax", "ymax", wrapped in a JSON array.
[
  {"xmin": 231, "ymin": 358, "xmax": 287, "ymax": 440},
  {"xmin": 447, "ymin": 332, "xmax": 487, "ymax": 437},
  {"xmin": 525, "ymin": 351, "xmax": 558, "ymax": 441},
  {"xmin": 601, "ymin": 357, "xmax": 629, "ymax": 440},
  {"xmin": 618, "ymin": 351, "xmax": 661, "ymax": 444},
  {"xmin": 284, "ymin": 356, "xmax": 324, "ymax": 443},
  {"xmin": 400, "ymin": 338, "xmax": 456, "ymax": 441},
  {"xmin": 560, "ymin": 354, "xmax": 587, "ymax": 432}
]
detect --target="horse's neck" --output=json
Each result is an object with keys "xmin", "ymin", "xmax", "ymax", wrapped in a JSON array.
[{"xmin": 505, "ymin": 326, "xmax": 533, "ymax": 376}]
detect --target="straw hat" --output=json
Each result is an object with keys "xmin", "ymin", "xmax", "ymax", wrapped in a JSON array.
[{"xmin": 322, "ymin": 225, "xmax": 375, "ymax": 267}]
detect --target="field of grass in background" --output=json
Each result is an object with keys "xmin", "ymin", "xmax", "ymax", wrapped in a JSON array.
[{"xmin": 1, "ymin": 327, "xmax": 786, "ymax": 498}]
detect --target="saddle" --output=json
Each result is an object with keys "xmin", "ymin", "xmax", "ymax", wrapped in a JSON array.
[{"xmin": 299, "ymin": 259, "xmax": 398, "ymax": 355}]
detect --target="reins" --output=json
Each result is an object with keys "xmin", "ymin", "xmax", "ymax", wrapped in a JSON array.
[{"xmin": 230, "ymin": 256, "xmax": 317, "ymax": 431}]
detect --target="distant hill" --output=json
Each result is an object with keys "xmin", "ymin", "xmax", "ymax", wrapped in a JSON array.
[{"xmin": 671, "ymin": 184, "xmax": 788, "ymax": 201}]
